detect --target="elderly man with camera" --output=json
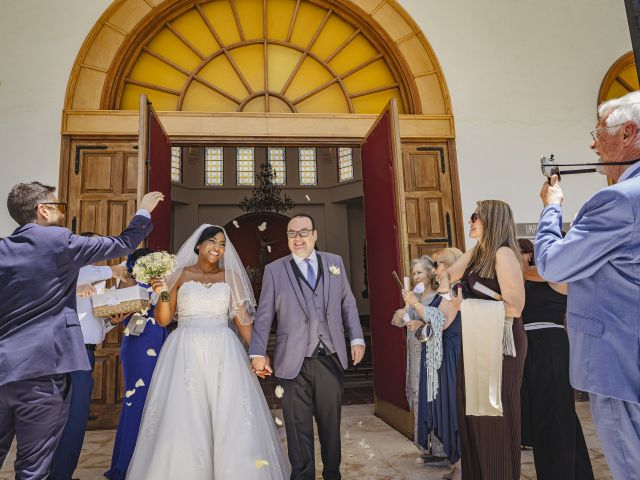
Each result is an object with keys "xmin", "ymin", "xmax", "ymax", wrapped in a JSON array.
[{"xmin": 535, "ymin": 90, "xmax": 640, "ymax": 480}]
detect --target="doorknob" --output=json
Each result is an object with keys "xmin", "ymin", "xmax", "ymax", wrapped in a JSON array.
[{"xmin": 424, "ymin": 212, "xmax": 452, "ymax": 247}]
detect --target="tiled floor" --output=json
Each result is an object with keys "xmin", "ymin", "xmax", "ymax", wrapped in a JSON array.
[{"xmin": 0, "ymin": 403, "xmax": 610, "ymax": 479}]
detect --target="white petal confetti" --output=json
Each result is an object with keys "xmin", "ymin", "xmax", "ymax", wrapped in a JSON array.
[
  {"xmin": 274, "ymin": 416, "xmax": 283, "ymax": 426},
  {"xmin": 125, "ymin": 389, "xmax": 136, "ymax": 398},
  {"xmin": 305, "ymin": 195, "xmax": 310, "ymax": 201},
  {"xmin": 415, "ymin": 457, "xmax": 425, "ymax": 464},
  {"xmin": 233, "ymin": 220, "xmax": 240, "ymax": 228},
  {"xmin": 123, "ymin": 328, "xmax": 130, "ymax": 336},
  {"xmin": 146, "ymin": 348, "xmax": 157, "ymax": 357},
  {"xmin": 267, "ymin": 245, "xmax": 271, "ymax": 253},
  {"xmin": 274, "ymin": 385, "xmax": 284, "ymax": 398},
  {"xmin": 358, "ymin": 438, "xmax": 366, "ymax": 448},
  {"xmin": 255, "ymin": 460, "xmax": 269, "ymax": 468},
  {"xmin": 126, "ymin": 402, "xmax": 132, "ymax": 407},
  {"xmin": 368, "ymin": 452, "xmax": 375, "ymax": 459},
  {"xmin": 358, "ymin": 421, "xmax": 363, "ymax": 426},
  {"xmin": 258, "ymin": 222, "xmax": 267, "ymax": 231},
  {"xmin": 344, "ymin": 431, "xmax": 351, "ymax": 441},
  {"xmin": 135, "ymin": 378, "xmax": 145, "ymax": 388}
]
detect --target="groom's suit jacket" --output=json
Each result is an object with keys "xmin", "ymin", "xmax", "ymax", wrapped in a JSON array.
[
  {"xmin": 0, "ymin": 214, "xmax": 152, "ymax": 386},
  {"xmin": 250, "ymin": 251, "xmax": 364, "ymax": 379},
  {"xmin": 535, "ymin": 163, "xmax": 640, "ymax": 404}
]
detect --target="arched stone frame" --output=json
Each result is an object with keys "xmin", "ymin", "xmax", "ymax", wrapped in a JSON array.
[
  {"xmin": 63, "ymin": 0, "xmax": 452, "ymax": 117},
  {"xmin": 598, "ymin": 51, "xmax": 639, "ymax": 104}
]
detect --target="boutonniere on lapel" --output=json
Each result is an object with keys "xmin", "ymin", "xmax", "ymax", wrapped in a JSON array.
[{"xmin": 328, "ymin": 265, "xmax": 341, "ymax": 276}]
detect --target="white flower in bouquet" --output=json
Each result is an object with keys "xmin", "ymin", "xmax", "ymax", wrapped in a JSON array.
[{"xmin": 131, "ymin": 251, "xmax": 177, "ymax": 302}]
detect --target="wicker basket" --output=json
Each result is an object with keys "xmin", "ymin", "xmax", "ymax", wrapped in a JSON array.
[{"xmin": 93, "ymin": 299, "xmax": 149, "ymax": 318}]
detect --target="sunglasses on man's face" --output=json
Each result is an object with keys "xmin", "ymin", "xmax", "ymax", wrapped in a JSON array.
[
  {"xmin": 41, "ymin": 202, "xmax": 67, "ymax": 215},
  {"xmin": 287, "ymin": 229, "xmax": 313, "ymax": 238}
]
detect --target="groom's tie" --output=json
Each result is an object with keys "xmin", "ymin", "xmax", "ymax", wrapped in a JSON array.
[{"xmin": 304, "ymin": 258, "xmax": 316, "ymax": 288}]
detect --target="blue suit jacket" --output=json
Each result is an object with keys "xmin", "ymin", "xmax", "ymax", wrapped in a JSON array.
[
  {"xmin": 0, "ymin": 215, "xmax": 152, "ymax": 386},
  {"xmin": 535, "ymin": 166, "xmax": 640, "ymax": 403}
]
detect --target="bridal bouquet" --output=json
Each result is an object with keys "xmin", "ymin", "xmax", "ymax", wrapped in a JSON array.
[{"xmin": 131, "ymin": 251, "xmax": 177, "ymax": 302}]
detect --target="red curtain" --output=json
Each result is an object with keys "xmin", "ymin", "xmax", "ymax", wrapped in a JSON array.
[{"xmin": 361, "ymin": 110, "xmax": 408, "ymax": 410}]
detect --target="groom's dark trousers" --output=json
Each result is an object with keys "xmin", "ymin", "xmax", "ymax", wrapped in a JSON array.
[{"xmin": 279, "ymin": 351, "xmax": 343, "ymax": 480}]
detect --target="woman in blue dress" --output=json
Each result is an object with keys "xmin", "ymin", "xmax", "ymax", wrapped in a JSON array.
[{"xmin": 105, "ymin": 249, "xmax": 169, "ymax": 480}]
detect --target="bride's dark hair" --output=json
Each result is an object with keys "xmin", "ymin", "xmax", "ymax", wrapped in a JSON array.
[{"xmin": 194, "ymin": 225, "xmax": 224, "ymax": 254}]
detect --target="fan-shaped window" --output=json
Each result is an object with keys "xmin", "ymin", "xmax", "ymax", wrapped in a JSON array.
[{"xmin": 117, "ymin": 0, "xmax": 406, "ymax": 114}]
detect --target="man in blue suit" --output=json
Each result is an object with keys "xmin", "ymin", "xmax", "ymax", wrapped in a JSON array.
[
  {"xmin": 0, "ymin": 182, "xmax": 163, "ymax": 479},
  {"xmin": 535, "ymin": 91, "xmax": 640, "ymax": 480}
]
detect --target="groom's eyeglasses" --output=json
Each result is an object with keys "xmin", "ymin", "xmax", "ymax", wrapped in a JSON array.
[{"xmin": 287, "ymin": 229, "xmax": 313, "ymax": 238}]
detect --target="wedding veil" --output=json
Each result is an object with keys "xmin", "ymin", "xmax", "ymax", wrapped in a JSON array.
[{"xmin": 159, "ymin": 224, "xmax": 256, "ymax": 324}]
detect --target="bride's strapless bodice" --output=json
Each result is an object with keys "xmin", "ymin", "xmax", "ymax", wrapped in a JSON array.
[{"xmin": 177, "ymin": 281, "xmax": 230, "ymax": 327}]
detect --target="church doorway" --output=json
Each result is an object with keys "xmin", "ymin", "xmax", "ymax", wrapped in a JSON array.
[{"xmin": 59, "ymin": 0, "xmax": 464, "ymax": 436}]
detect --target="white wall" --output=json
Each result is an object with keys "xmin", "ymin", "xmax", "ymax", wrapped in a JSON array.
[
  {"xmin": 401, "ymin": 0, "xmax": 631, "ymax": 245},
  {"xmin": 0, "ymin": 0, "xmax": 111, "ymax": 234},
  {"xmin": 0, "ymin": 0, "xmax": 633, "ymax": 238}
]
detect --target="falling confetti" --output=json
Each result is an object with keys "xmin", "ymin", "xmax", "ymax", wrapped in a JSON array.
[
  {"xmin": 358, "ymin": 421, "xmax": 363, "ymax": 426},
  {"xmin": 415, "ymin": 457, "xmax": 425, "ymax": 464},
  {"xmin": 358, "ymin": 438, "xmax": 366, "ymax": 448},
  {"xmin": 274, "ymin": 385, "xmax": 284, "ymax": 398},
  {"xmin": 368, "ymin": 452, "xmax": 375, "ymax": 459},
  {"xmin": 135, "ymin": 378, "xmax": 145, "ymax": 388},
  {"xmin": 147, "ymin": 348, "xmax": 157, "ymax": 357},
  {"xmin": 148, "ymin": 317, "xmax": 156, "ymax": 325},
  {"xmin": 125, "ymin": 389, "xmax": 136, "ymax": 398},
  {"xmin": 267, "ymin": 245, "xmax": 271, "ymax": 253},
  {"xmin": 124, "ymin": 328, "xmax": 130, "ymax": 336},
  {"xmin": 258, "ymin": 222, "xmax": 267, "ymax": 231},
  {"xmin": 233, "ymin": 220, "xmax": 240, "ymax": 228},
  {"xmin": 305, "ymin": 195, "xmax": 310, "ymax": 201},
  {"xmin": 274, "ymin": 416, "xmax": 283, "ymax": 426},
  {"xmin": 255, "ymin": 460, "xmax": 269, "ymax": 468},
  {"xmin": 126, "ymin": 402, "xmax": 132, "ymax": 407},
  {"xmin": 344, "ymin": 431, "xmax": 351, "ymax": 441}
]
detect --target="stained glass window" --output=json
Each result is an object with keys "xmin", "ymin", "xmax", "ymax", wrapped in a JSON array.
[
  {"xmin": 171, "ymin": 146, "xmax": 182, "ymax": 183},
  {"xmin": 237, "ymin": 147, "xmax": 255, "ymax": 186},
  {"xmin": 268, "ymin": 147, "xmax": 286, "ymax": 185},
  {"xmin": 205, "ymin": 147, "xmax": 224, "ymax": 186},
  {"xmin": 299, "ymin": 147, "xmax": 317, "ymax": 186},
  {"xmin": 338, "ymin": 147, "xmax": 354, "ymax": 182}
]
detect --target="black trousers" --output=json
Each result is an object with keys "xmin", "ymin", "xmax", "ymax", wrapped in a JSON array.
[
  {"xmin": 522, "ymin": 328, "xmax": 594, "ymax": 480},
  {"xmin": 278, "ymin": 352, "xmax": 343, "ymax": 480}
]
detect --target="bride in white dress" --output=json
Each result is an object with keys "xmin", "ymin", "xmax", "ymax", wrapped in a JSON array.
[{"xmin": 126, "ymin": 225, "xmax": 289, "ymax": 479}]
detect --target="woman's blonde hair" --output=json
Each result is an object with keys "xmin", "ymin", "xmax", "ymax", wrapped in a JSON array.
[
  {"xmin": 432, "ymin": 247, "xmax": 464, "ymax": 269},
  {"xmin": 409, "ymin": 255, "xmax": 439, "ymax": 291},
  {"xmin": 469, "ymin": 200, "xmax": 520, "ymax": 278}
]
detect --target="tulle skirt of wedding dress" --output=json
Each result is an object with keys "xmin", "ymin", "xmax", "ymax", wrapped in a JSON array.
[{"xmin": 126, "ymin": 316, "xmax": 290, "ymax": 479}]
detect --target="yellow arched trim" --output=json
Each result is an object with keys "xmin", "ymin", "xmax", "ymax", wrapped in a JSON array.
[
  {"xmin": 63, "ymin": 0, "xmax": 452, "ymax": 116},
  {"xmin": 598, "ymin": 51, "xmax": 639, "ymax": 104}
]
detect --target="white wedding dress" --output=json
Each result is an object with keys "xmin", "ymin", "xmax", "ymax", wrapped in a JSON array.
[{"xmin": 126, "ymin": 281, "xmax": 289, "ymax": 479}]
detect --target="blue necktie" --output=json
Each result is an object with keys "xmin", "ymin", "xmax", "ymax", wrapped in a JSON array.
[{"xmin": 304, "ymin": 258, "xmax": 316, "ymax": 287}]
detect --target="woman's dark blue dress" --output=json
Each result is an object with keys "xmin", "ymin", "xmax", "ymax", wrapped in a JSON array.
[
  {"xmin": 417, "ymin": 295, "xmax": 462, "ymax": 463},
  {"xmin": 105, "ymin": 304, "xmax": 168, "ymax": 480}
]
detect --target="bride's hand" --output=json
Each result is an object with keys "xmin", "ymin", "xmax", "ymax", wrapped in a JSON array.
[{"xmin": 150, "ymin": 277, "xmax": 167, "ymax": 295}]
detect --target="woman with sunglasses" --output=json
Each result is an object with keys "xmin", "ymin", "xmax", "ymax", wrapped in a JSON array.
[
  {"xmin": 517, "ymin": 239, "xmax": 594, "ymax": 480},
  {"xmin": 438, "ymin": 201, "xmax": 526, "ymax": 480}
]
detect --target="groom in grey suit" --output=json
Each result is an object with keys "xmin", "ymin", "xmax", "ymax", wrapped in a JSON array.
[{"xmin": 250, "ymin": 214, "xmax": 365, "ymax": 480}]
